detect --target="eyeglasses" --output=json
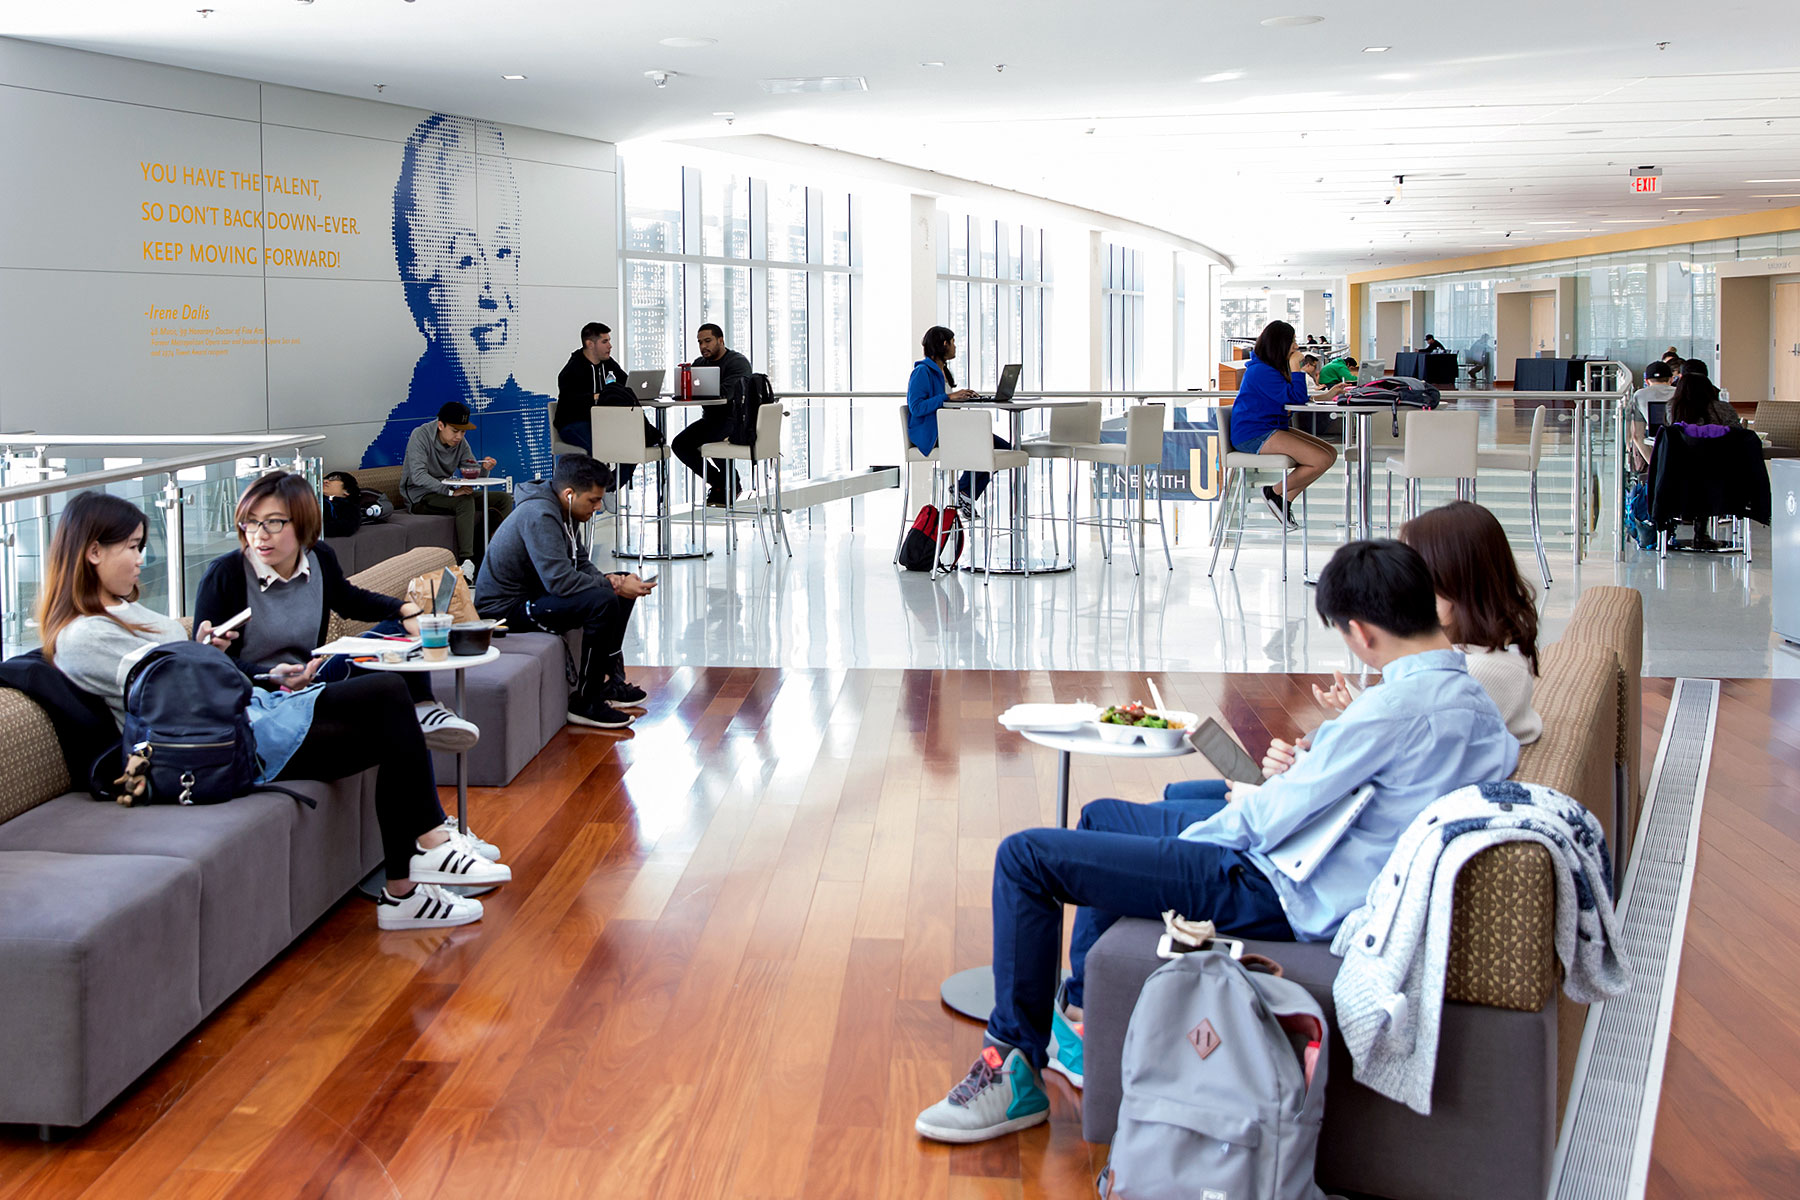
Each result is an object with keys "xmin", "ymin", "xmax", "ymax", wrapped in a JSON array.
[{"xmin": 238, "ymin": 518, "xmax": 291, "ymax": 536}]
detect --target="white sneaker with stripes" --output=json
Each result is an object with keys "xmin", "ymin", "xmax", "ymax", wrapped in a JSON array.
[
  {"xmin": 415, "ymin": 702, "xmax": 480, "ymax": 752},
  {"xmin": 408, "ymin": 834, "xmax": 513, "ymax": 887},
  {"xmin": 438, "ymin": 819, "xmax": 500, "ymax": 861},
  {"xmin": 376, "ymin": 883, "xmax": 483, "ymax": 930}
]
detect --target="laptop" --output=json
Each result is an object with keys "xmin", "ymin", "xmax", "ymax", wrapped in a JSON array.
[
  {"xmin": 1646, "ymin": 399, "xmax": 1667, "ymax": 431},
  {"xmin": 1265, "ymin": 784, "xmax": 1378, "ymax": 883},
  {"xmin": 688, "ymin": 365, "xmax": 721, "ymax": 397},
  {"xmin": 625, "ymin": 369, "xmax": 664, "ymax": 401},
  {"xmin": 970, "ymin": 363, "xmax": 1022, "ymax": 403}
]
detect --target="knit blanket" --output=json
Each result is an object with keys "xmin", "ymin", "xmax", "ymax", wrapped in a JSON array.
[{"xmin": 1329, "ymin": 780, "xmax": 1630, "ymax": 1114}]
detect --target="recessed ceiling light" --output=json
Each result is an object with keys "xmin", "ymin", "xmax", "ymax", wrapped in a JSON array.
[
  {"xmin": 501, "ymin": 74, "xmax": 526, "ymax": 81},
  {"xmin": 1746, "ymin": 178, "xmax": 1800, "ymax": 183},
  {"xmin": 920, "ymin": 60, "xmax": 945, "ymax": 68},
  {"xmin": 713, "ymin": 111, "xmax": 735, "ymax": 118},
  {"xmin": 1567, "ymin": 129, "xmax": 1603, "ymax": 135},
  {"xmin": 1197, "ymin": 70, "xmax": 1245, "ymax": 83},
  {"xmin": 1362, "ymin": 45, "xmax": 1390, "ymax": 52},
  {"xmin": 1528, "ymin": 220, "xmax": 1575, "ymax": 224},
  {"xmin": 1750, "ymin": 193, "xmax": 1800, "ymax": 198},
  {"xmin": 659, "ymin": 36, "xmax": 716, "ymax": 48},
  {"xmin": 1660, "ymin": 195, "xmax": 1720, "ymax": 200},
  {"xmin": 759, "ymin": 76, "xmax": 867, "ymax": 94},
  {"xmin": 1375, "ymin": 72, "xmax": 1413, "ymax": 81},
  {"xmin": 1261, "ymin": 15, "xmax": 1325, "ymax": 26},
  {"xmin": 1602, "ymin": 218, "xmax": 1660, "ymax": 224}
]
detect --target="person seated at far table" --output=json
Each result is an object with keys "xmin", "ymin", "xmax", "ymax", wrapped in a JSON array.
[
  {"xmin": 1422, "ymin": 334, "xmax": 1448, "ymax": 354},
  {"xmin": 912, "ymin": 539, "xmax": 1518, "ymax": 1143},
  {"xmin": 671, "ymin": 322, "xmax": 753, "ymax": 507},
  {"xmin": 906, "ymin": 324, "xmax": 1012, "ymax": 524},
  {"xmin": 1627, "ymin": 359, "xmax": 1677, "ymax": 472},
  {"xmin": 1229, "ymin": 318, "xmax": 1340, "ymax": 531},
  {"xmin": 401, "ymin": 401, "xmax": 513, "ymax": 574},
  {"xmin": 554, "ymin": 321, "xmax": 664, "ymax": 498},
  {"xmin": 1319, "ymin": 354, "xmax": 1358, "ymax": 389}
]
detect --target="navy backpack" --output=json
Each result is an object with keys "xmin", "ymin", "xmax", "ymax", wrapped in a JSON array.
[{"xmin": 118, "ymin": 641, "xmax": 259, "ymax": 805}]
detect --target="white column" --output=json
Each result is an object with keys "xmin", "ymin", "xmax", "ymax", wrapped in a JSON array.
[
  {"xmin": 1144, "ymin": 248, "xmax": 1177, "ymax": 391},
  {"xmin": 1302, "ymin": 289, "xmax": 1327, "ymax": 339},
  {"xmin": 858, "ymin": 192, "xmax": 942, "ymax": 508},
  {"xmin": 1047, "ymin": 225, "xmax": 1101, "ymax": 390}
]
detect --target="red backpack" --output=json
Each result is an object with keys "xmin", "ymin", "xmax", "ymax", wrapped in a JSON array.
[{"xmin": 898, "ymin": 504, "xmax": 963, "ymax": 572}]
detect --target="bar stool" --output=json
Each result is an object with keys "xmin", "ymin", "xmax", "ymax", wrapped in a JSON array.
[
  {"xmin": 1207, "ymin": 405, "xmax": 1301, "ymax": 582},
  {"xmin": 893, "ymin": 404, "xmax": 939, "ymax": 564},
  {"xmin": 546, "ymin": 402, "xmax": 584, "ymax": 469},
  {"xmin": 931, "ymin": 408, "xmax": 1028, "ymax": 583},
  {"xmin": 698, "ymin": 402, "xmax": 790, "ymax": 562},
  {"xmin": 1380, "ymin": 410, "xmax": 1479, "ymax": 527},
  {"xmin": 1022, "ymin": 401, "xmax": 1103, "ymax": 564},
  {"xmin": 1474, "ymin": 403, "xmax": 1551, "ymax": 585},
  {"xmin": 591, "ymin": 405, "xmax": 671, "ymax": 559},
  {"xmin": 1071, "ymin": 403, "xmax": 1173, "ymax": 574}
]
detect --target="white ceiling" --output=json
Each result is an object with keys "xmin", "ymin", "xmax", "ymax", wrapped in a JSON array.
[{"xmin": 7, "ymin": 0, "xmax": 1800, "ymax": 276}]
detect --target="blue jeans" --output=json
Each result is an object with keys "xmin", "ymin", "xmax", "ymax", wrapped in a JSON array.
[
  {"xmin": 986, "ymin": 792, "xmax": 1293, "ymax": 1069},
  {"xmin": 928, "ymin": 434, "xmax": 1012, "ymax": 502}
]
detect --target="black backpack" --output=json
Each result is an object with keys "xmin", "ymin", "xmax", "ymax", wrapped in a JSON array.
[
  {"xmin": 1345, "ymin": 375, "xmax": 1441, "ymax": 436},
  {"xmin": 897, "ymin": 504, "xmax": 964, "ymax": 572},
  {"xmin": 117, "ymin": 641, "xmax": 260, "ymax": 805},
  {"xmin": 727, "ymin": 373, "xmax": 778, "ymax": 446}
]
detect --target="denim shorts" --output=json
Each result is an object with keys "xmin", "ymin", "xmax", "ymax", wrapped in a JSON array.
[{"xmin": 1235, "ymin": 428, "xmax": 1275, "ymax": 453}]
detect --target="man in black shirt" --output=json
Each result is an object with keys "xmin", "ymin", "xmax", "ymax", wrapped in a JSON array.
[
  {"xmin": 671, "ymin": 323, "xmax": 753, "ymax": 506},
  {"xmin": 554, "ymin": 321, "xmax": 663, "ymax": 491}
]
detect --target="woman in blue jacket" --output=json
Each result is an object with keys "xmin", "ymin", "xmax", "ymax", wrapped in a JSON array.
[
  {"xmin": 1230, "ymin": 319, "xmax": 1337, "ymax": 527},
  {"xmin": 907, "ymin": 326, "xmax": 1009, "ymax": 518}
]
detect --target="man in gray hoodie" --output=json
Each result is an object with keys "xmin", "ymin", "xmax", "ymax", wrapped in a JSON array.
[{"xmin": 473, "ymin": 454, "xmax": 655, "ymax": 729}]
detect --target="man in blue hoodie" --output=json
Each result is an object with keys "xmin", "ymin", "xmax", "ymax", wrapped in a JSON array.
[{"xmin": 473, "ymin": 454, "xmax": 656, "ymax": 729}]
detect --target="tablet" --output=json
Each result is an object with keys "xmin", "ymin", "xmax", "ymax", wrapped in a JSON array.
[{"xmin": 1191, "ymin": 717, "xmax": 1263, "ymax": 785}]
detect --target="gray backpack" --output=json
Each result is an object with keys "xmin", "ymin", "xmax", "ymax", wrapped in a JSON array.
[{"xmin": 1099, "ymin": 951, "xmax": 1331, "ymax": 1200}]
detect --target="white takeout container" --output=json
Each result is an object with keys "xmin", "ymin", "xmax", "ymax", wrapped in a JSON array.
[{"xmin": 1091, "ymin": 709, "xmax": 1197, "ymax": 748}]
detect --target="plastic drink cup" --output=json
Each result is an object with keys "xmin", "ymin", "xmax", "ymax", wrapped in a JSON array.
[{"xmin": 419, "ymin": 613, "xmax": 453, "ymax": 661}]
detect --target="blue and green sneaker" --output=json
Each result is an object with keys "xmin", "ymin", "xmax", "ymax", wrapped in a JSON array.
[
  {"xmin": 915, "ymin": 1044, "xmax": 1049, "ymax": 1143},
  {"xmin": 1045, "ymin": 980, "xmax": 1085, "ymax": 1088}
]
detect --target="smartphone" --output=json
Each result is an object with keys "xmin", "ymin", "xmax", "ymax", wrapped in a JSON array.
[
  {"xmin": 207, "ymin": 607, "xmax": 253, "ymax": 638},
  {"xmin": 251, "ymin": 673, "xmax": 281, "ymax": 685},
  {"xmin": 641, "ymin": 574, "xmax": 659, "ymax": 586}
]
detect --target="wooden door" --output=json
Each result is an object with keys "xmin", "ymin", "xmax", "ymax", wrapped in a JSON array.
[
  {"xmin": 1776, "ymin": 282, "xmax": 1800, "ymax": 400},
  {"xmin": 1529, "ymin": 294, "xmax": 1556, "ymax": 355}
]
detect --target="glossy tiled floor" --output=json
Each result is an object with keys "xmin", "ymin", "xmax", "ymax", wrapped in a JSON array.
[{"xmin": 610, "ymin": 486, "xmax": 1789, "ymax": 680}]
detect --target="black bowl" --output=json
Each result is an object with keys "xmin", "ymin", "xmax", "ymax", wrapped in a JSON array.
[{"xmin": 449, "ymin": 622, "xmax": 493, "ymax": 656}]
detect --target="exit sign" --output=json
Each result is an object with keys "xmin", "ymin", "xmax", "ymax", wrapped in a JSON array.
[{"xmin": 1630, "ymin": 166, "xmax": 1663, "ymax": 195}]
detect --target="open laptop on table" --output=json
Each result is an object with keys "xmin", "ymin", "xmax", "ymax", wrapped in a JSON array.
[
  {"xmin": 687, "ymin": 365, "xmax": 722, "ymax": 397},
  {"xmin": 625, "ymin": 369, "xmax": 664, "ymax": 401},
  {"xmin": 968, "ymin": 363, "xmax": 1022, "ymax": 403}
]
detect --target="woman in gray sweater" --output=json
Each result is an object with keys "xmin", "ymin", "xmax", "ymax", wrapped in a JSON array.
[{"xmin": 39, "ymin": 490, "xmax": 510, "ymax": 930}]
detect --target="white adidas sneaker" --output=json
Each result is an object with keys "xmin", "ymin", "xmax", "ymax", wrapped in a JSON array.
[
  {"xmin": 438, "ymin": 819, "xmax": 500, "ymax": 862},
  {"xmin": 415, "ymin": 702, "xmax": 480, "ymax": 752},
  {"xmin": 409, "ymin": 833, "xmax": 513, "ymax": 887},
  {"xmin": 376, "ymin": 883, "xmax": 483, "ymax": 930}
]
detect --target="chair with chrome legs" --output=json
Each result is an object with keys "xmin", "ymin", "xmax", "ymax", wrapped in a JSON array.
[
  {"xmin": 1071, "ymin": 403, "xmax": 1173, "ymax": 574},
  {"xmin": 1022, "ymin": 401, "xmax": 1104, "ymax": 566},
  {"xmin": 893, "ymin": 404, "xmax": 940, "ymax": 564},
  {"xmin": 931, "ymin": 409, "xmax": 1028, "ymax": 584},
  {"xmin": 1474, "ymin": 403, "xmax": 1551, "ymax": 585},
  {"xmin": 591, "ymin": 405, "xmax": 671, "ymax": 561},
  {"xmin": 1207, "ymin": 405, "xmax": 1301, "ymax": 582},
  {"xmin": 1380, "ymin": 410, "xmax": 1480, "ymax": 527},
  {"xmin": 699, "ymin": 402, "xmax": 791, "ymax": 562}
]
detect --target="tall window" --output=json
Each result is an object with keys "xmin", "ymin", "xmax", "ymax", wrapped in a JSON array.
[
  {"xmin": 1102, "ymin": 242, "xmax": 1145, "ymax": 390},
  {"xmin": 622, "ymin": 161, "xmax": 857, "ymax": 477},
  {"xmin": 935, "ymin": 213, "xmax": 1051, "ymax": 391}
]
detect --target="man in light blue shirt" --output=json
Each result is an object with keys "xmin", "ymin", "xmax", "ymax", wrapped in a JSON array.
[{"xmin": 916, "ymin": 539, "xmax": 1518, "ymax": 1145}]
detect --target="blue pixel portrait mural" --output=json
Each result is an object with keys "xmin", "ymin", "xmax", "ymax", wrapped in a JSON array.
[{"xmin": 362, "ymin": 114, "xmax": 552, "ymax": 482}]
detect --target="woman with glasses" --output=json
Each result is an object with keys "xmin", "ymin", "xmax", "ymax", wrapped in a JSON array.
[{"xmin": 43, "ymin": 488, "xmax": 510, "ymax": 930}]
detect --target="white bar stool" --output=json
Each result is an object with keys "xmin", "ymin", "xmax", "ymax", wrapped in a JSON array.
[
  {"xmin": 592, "ymin": 405, "xmax": 671, "ymax": 560},
  {"xmin": 1022, "ymin": 401, "xmax": 1103, "ymax": 565},
  {"xmin": 1381, "ymin": 410, "xmax": 1480, "ymax": 527},
  {"xmin": 931, "ymin": 408, "xmax": 1029, "ymax": 583},
  {"xmin": 1474, "ymin": 403, "xmax": 1551, "ymax": 585},
  {"xmin": 698, "ymin": 403, "xmax": 791, "ymax": 562},
  {"xmin": 1071, "ymin": 403, "xmax": 1173, "ymax": 574},
  {"xmin": 1207, "ymin": 405, "xmax": 1301, "ymax": 582},
  {"xmin": 893, "ymin": 404, "xmax": 940, "ymax": 564}
]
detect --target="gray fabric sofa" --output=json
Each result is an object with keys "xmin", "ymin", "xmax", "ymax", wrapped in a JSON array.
[{"xmin": 320, "ymin": 464, "xmax": 457, "ymax": 574}]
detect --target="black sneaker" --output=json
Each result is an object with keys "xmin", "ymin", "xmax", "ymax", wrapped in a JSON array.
[
  {"xmin": 601, "ymin": 675, "xmax": 648, "ymax": 707},
  {"xmin": 1262, "ymin": 486, "xmax": 1299, "ymax": 531},
  {"xmin": 567, "ymin": 697, "xmax": 634, "ymax": 729}
]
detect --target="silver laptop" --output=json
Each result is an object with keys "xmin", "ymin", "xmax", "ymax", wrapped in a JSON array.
[
  {"xmin": 688, "ymin": 365, "xmax": 721, "ymax": 397},
  {"xmin": 625, "ymin": 369, "xmax": 664, "ymax": 401},
  {"xmin": 971, "ymin": 363, "xmax": 1022, "ymax": 403},
  {"xmin": 1265, "ymin": 784, "xmax": 1377, "ymax": 883}
]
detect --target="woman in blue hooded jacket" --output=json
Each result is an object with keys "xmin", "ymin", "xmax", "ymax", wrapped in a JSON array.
[
  {"xmin": 906, "ymin": 326, "xmax": 1010, "ymax": 518},
  {"xmin": 1230, "ymin": 319, "xmax": 1338, "ymax": 527}
]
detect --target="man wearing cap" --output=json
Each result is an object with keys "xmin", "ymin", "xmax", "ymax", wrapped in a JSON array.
[{"xmin": 402, "ymin": 401, "xmax": 514, "ymax": 570}]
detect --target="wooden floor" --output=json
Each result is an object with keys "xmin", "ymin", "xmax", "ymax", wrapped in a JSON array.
[{"xmin": 0, "ymin": 669, "xmax": 1791, "ymax": 1199}]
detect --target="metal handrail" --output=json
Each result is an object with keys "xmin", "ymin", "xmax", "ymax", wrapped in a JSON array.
[
  {"xmin": 0, "ymin": 435, "xmax": 325, "ymax": 504},
  {"xmin": 0, "ymin": 433, "xmax": 324, "ymax": 448}
]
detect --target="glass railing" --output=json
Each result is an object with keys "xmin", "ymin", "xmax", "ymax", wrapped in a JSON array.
[{"xmin": 0, "ymin": 435, "xmax": 325, "ymax": 657}]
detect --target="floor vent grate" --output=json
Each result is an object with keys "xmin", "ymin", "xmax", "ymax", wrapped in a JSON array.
[{"xmin": 1549, "ymin": 676, "xmax": 1717, "ymax": 1200}]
